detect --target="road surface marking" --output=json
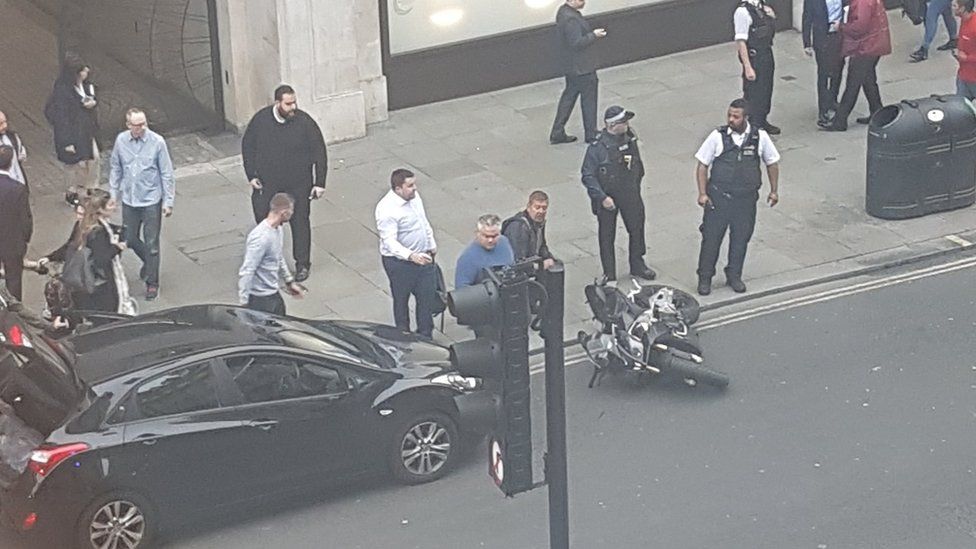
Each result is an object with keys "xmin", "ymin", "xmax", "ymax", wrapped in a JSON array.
[{"xmin": 945, "ymin": 234, "xmax": 973, "ymax": 248}]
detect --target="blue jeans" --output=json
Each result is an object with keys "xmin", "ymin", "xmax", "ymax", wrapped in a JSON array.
[
  {"xmin": 957, "ymin": 76, "xmax": 976, "ymax": 99},
  {"xmin": 122, "ymin": 201, "xmax": 162, "ymax": 286},
  {"xmin": 923, "ymin": 0, "xmax": 957, "ymax": 50},
  {"xmin": 382, "ymin": 256, "xmax": 437, "ymax": 337}
]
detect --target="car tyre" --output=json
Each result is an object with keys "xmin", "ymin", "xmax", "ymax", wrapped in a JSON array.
[
  {"xmin": 74, "ymin": 490, "xmax": 157, "ymax": 549},
  {"xmin": 389, "ymin": 411, "xmax": 459, "ymax": 485}
]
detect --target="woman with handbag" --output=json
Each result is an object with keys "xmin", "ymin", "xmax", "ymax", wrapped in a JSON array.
[{"xmin": 55, "ymin": 190, "xmax": 133, "ymax": 313}]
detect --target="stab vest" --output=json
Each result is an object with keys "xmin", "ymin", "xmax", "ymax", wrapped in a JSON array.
[
  {"xmin": 740, "ymin": 1, "xmax": 775, "ymax": 50},
  {"xmin": 708, "ymin": 126, "xmax": 762, "ymax": 196}
]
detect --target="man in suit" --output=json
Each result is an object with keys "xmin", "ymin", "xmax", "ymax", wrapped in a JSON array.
[
  {"xmin": 0, "ymin": 146, "xmax": 33, "ymax": 301},
  {"xmin": 0, "ymin": 111, "xmax": 28, "ymax": 185},
  {"xmin": 549, "ymin": 0, "xmax": 607, "ymax": 145},
  {"xmin": 803, "ymin": 0, "xmax": 847, "ymax": 127}
]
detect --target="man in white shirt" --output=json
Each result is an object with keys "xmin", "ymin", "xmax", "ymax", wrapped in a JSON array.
[
  {"xmin": 693, "ymin": 98, "xmax": 780, "ymax": 296},
  {"xmin": 735, "ymin": 0, "xmax": 780, "ymax": 135},
  {"xmin": 0, "ymin": 111, "xmax": 28, "ymax": 185},
  {"xmin": 375, "ymin": 169, "xmax": 438, "ymax": 337}
]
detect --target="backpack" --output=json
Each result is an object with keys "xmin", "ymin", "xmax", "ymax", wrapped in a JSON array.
[{"xmin": 902, "ymin": 0, "xmax": 927, "ymax": 25}]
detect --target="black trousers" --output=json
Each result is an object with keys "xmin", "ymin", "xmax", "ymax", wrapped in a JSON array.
[
  {"xmin": 382, "ymin": 256, "xmax": 437, "ymax": 337},
  {"xmin": 834, "ymin": 56, "xmax": 882, "ymax": 125},
  {"xmin": 0, "ymin": 251, "xmax": 24, "ymax": 301},
  {"xmin": 247, "ymin": 292, "xmax": 287, "ymax": 315},
  {"xmin": 696, "ymin": 192, "xmax": 758, "ymax": 280},
  {"xmin": 814, "ymin": 33, "xmax": 845, "ymax": 119},
  {"xmin": 596, "ymin": 192, "xmax": 646, "ymax": 279},
  {"xmin": 551, "ymin": 72, "xmax": 599, "ymax": 142},
  {"xmin": 743, "ymin": 48, "xmax": 775, "ymax": 128},
  {"xmin": 251, "ymin": 186, "xmax": 312, "ymax": 269}
]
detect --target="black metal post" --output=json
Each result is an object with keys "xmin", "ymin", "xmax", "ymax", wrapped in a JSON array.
[{"xmin": 541, "ymin": 264, "xmax": 569, "ymax": 549}]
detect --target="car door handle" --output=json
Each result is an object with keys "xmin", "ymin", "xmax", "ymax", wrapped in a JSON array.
[
  {"xmin": 135, "ymin": 434, "xmax": 160, "ymax": 446},
  {"xmin": 247, "ymin": 420, "xmax": 279, "ymax": 432}
]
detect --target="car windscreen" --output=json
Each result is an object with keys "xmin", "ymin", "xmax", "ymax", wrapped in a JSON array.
[{"xmin": 275, "ymin": 326, "xmax": 394, "ymax": 369}]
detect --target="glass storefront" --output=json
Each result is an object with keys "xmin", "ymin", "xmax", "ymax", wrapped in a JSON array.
[{"xmin": 387, "ymin": 0, "xmax": 670, "ymax": 54}]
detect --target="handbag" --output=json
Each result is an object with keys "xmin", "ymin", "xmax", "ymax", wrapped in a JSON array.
[{"xmin": 61, "ymin": 245, "xmax": 97, "ymax": 294}]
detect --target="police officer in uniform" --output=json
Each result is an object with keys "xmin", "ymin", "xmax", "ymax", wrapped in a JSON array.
[
  {"xmin": 736, "ymin": 0, "xmax": 781, "ymax": 135},
  {"xmin": 694, "ymin": 99, "xmax": 780, "ymax": 296},
  {"xmin": 581, "ymin": 106, "xmax": 656, "ymax": 283}
]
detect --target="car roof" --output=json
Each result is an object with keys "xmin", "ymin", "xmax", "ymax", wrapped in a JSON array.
[{"xmin": 69, "ymin": 305, "xmax": 285, "ymax": 384}]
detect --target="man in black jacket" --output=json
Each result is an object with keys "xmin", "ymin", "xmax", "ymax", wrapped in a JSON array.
[
  {"xmin": 550, "ymin": 0, "xmax": 607, "ymax": 145},
  {"xmin": 242, "ymin": 85, "xmax": 328, "ymax": 282},
  {"xmin": 0, "ymin": 146, "xmax": 33, "ymax": 301},
  {"xmin": 502, "ymin": 190, "xmax": 556, "ymax": 269},
  {"xmin": 0, "ymin": 112, "xmax": 28, "ymax": 186},
  {"xmin": 803, "ymin": 0, "xmax": 847, "ymax": 126}
]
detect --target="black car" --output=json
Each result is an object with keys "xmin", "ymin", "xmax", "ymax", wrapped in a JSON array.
[{"xmin": 0, "ymin": 305, "xmax": 494, "ymax": 548}]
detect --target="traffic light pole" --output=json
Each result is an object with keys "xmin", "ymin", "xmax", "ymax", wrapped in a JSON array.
[{"xmin": 541, "ymin": 264, "xmax": 569, "ymax": 549}]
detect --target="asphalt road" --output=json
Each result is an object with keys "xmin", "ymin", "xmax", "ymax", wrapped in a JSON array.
[{"xmin": 12, "ymin": 261, "xmax": 975, "ymax": 549}]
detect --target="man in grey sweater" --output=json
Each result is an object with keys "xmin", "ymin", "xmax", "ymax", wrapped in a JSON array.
[{"xmin": 238, "ymin": 192, "xmax": 305, "ymax": 315}]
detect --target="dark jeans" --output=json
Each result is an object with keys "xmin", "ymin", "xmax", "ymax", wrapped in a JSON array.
[
  {"xmin": 252, "ymin": 186, "xmax": 312, "ymax": 269},
  {"xmin": 814, "ymin": 33, "xmax": 845, "ymax": 119},
  {"xmin": 834, "ymin": 56, "xmax": 882, "ymax": 126},
  {"xmin": 382, "ymin": 256, "xmax": 437, "ymax": 337},
  {"xmin": 696, "ymin": 191, "xmax": 758, "ymax": 280},
  {"xmin": 247, "ymin": 292, "xmax": 286, "ymax": 315},
  {"xmin": 122, "ymin": 201, "xmax": 162, "ymax": 286},
  {"xmin": 551, "ymin": 72, "xmax": 599, "ymax": 142},
  {"xmin": 743, "ymin": 48, "xmax": 775, "ymax": 128},
  {"xmin": 596, "ymin": 192, "xmax": 646, "ymax": 279},
  {"xmin": 0, "ymin": 251, "xmax": 25, "ymax": 301}
]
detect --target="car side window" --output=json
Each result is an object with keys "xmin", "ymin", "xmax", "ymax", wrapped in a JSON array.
[
  {"xmin": 133, "ymin": 362, "xmax": 220, "ymax": 420},
  {"xmin": 225, "ymin": 355, "xmax": 348, "ymax": 404}
]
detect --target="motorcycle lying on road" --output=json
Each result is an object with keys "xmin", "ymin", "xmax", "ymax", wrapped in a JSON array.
[{"xmin": 577, "ymin": 279, "xmax": 730, "ymax": 389}]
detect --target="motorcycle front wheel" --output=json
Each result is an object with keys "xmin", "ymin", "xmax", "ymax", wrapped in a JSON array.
[{"xmin": 666, "ymin": 354, "xmax": 729, "ymax": 388}]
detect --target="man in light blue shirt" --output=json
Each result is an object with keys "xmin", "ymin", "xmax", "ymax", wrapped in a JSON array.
[
  {"xmin": 239, "ymin": 192, "xmax": 304, "ymax": 315},
  {"xmin": 109, "ymin": 108, "xmax": 175, "ymax": 301},
  {"xmin": 454, "ymin": 214, "xmax": 516, "ymax": 288}
]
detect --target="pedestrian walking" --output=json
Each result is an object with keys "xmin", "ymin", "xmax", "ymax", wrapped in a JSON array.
[
  {"xmin": 549, "ymin": 0, "xmax": 607, "ymax": 145},
  {"xmin": 45, "ymin": 57, "xmax": 100, "ymax": 193},
  {"xmin": 581, "ymin": 105, "xmax": 655, "ymax": 283},
  {"xmin": 454, "ymin": 214, "xmax": 515, "ymax": 288},
  {"xmin": 952, "ymin": 0, "xmax": 976, "ymax": 99},
  {"xmin": 825, "ymin": 0, "xmax": 891, "ymax": 131},
  {"xmin": 694, "ymin": 99, "xmax": 780, "ymax": 296},
  {"xmin": 0, "ymin": 111, "xmax": 29, "ymax": 185},
  {"xmin": 910, "ymin": 0, "xmax": 958, "ymax": 62},
  {"xmin": 735, "ymin": 0, "xmax": 781, "ymax": 135},
  {"xmin": 63, "ymin": 189, "xmax": 131, "ymax": 313},
  {"xmin": 109, "ymin": 108, "xmax": 175, "ymax": 301},
  {"xmin": 0, "ymin": 146, "xmax": 32, "ymax": 301},
  {"xmin": 242, "ymin": 85, "xmax": 328, "ymax": 283},
  {"xmin": 375, "ymin": 169, "xmax": 439, "ymax": 337},
  {"xmin": 502, "ymin": 190, "xmax": 557, "ymax": 269},
  {"xmin": 803, "ymin": 0, "xmax": 847, "ymax": 127},
  {"xmin": 238, "ymin": 192, "xmax": 305, "ymax": 315}
]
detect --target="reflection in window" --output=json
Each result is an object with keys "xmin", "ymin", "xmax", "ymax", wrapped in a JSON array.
[
  {"xmin": 135, "ymin": 363, "xmax": 219, "ymax": 419},
  {"xmin": 226, "ymin": 355, "xmax": 346, "ymax": 404}
]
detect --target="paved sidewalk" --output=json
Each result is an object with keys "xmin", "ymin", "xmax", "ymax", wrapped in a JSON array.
[{"xmin": 18, "ymin": 15, "xmax": 976, "ymax": 344}]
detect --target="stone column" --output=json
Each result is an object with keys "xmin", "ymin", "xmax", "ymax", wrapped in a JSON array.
[{"xmin": 215, "ymin": 0, "xmax": 388, "ymax": 142}]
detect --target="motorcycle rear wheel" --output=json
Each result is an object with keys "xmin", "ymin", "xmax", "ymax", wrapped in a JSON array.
[{"xmin": 667, "ymin": 357, "xmax": 729, "ymax": 388}]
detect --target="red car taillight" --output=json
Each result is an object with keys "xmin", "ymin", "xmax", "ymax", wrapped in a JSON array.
[{"xmin": 28, "ymin": 443, "xmax": 89, "ymax": 478}]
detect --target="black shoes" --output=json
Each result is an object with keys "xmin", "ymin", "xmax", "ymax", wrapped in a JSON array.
[
  {"xmin": 697, "ymin": 276, "xmax": 712, "ymax": 296},
  {"xmin": 855, "ymin": 116, "xmax": 872, "ymax": 125},
  {"xmin": 909, "ymin": 47, "xmax": 928, "ymax": 62},
  {"xmin": 295, "ymin": 265, "xmax": 310, "ymax": 282},
  {"xmin": 630, "ymin": 265, "xmax": 657, "ymax": 280},
  {"xmin": 822, "ymin": 121, "xmax": 847, "ymax": 132},
  {"xmin": 727, "ymin": 277, "xmax": 747, "ymax": 293},
  {"xmin": 937, "ymin": 39, "xmax": 958, "ymax": 51},
  {"xmin": 549, "ymin": 134, "xmax": 578, "ymax": 145},
  {"xmin": 763, "ymin": 124, "xmax": 781, "ymax": 136}
]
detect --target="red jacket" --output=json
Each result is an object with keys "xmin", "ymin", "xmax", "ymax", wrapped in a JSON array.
[{"xmin": 841, "ymin": 0, "xmax": 892, "ymax": 58}]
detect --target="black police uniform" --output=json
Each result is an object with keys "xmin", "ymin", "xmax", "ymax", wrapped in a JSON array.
[
  {"xmin": 696, "ymin": 126, "xmax": 763, "ymax": 282},
  {"xmin": 740, "ymin": 1, "xmax": 776, "ymax": 130},
  {"xmin": 581, "ymin": 128, "xmax": 649, "ymax": 280}
]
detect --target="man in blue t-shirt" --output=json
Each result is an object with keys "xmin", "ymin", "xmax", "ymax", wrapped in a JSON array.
[{"xmin": 454, "ymin": 214, "xmax": 516, "ymax": 288}]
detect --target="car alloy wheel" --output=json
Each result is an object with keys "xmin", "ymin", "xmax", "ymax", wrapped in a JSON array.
[
  {"xmin": 390, "ymin": 412, "xmax": 458, "ymax": 484},
  {"xmin": 89, "ymin": 499, "xmax": 145, "ymax": 548}
]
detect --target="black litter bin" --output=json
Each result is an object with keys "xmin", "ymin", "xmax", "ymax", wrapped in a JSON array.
[{"xmin": 866, "ymin": 94, "xmax": 976, "ymax": 220}]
